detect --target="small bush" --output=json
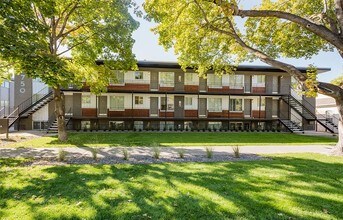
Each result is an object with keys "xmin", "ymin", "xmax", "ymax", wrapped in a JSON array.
[
  {"xmin": 205, "ymin": 147, "xmax": 213, "ymax": 158},
  {"xmin": 58, "ymin": 149, "xmax": 67, "ymax": 162},
  {"xmin": 122, "ymin": 148, "xmax": 130, "ymax": 160},
  {"xmin": 232, "ymin": 145, "xmax": 240, "ymax": 158},
  {"xmin": 152, "ymin": 147, "xmax": 161, "ymax": 159},
  {"xmin": 177, "ymin": 148, "xmax": 186, "ymax": 159},
  {"xmin": 90, "ymin": 148, "xmax": 98, "ymax": 161}
]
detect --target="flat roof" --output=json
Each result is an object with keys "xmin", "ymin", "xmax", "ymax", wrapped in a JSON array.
[{"xmin": 96, "ymin": 60, "xmax": 331, "ymax": 74}]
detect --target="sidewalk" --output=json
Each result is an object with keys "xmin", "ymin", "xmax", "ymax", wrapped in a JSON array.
[{"xmin": 0, "ymin": 145, "xmax": 335, "ymax": 159}]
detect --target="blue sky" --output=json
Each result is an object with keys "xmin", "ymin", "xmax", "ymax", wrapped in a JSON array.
[{"xmin": 131, "ymin": 0, "xmax": 342, "ymax": 83}]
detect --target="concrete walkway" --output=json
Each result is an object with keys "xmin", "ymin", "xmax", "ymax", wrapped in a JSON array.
[{"xmin": 0, "ymin": 145, "xmax": 335, "ymax": 159}]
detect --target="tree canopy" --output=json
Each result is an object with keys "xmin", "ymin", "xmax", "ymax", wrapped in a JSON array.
[{"xmin": 0, "ymin": 0, "xmax": 139, "ymax": 93}]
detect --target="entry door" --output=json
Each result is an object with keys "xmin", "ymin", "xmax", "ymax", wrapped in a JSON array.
[
  {"xmin": 199, "ymin": 78, "xmax": 207, "ymax": 91},
  {"xmin": 244, "ymin": 99, "xmax": 252, "ymax": 118},
  {"xmin": 199, "ymin": 98, "xmax": 207, "ymax": 117},
  {"xmin": 272, "ymin": 76, "xmax": 279, "ymax": 93},
  {"xmin": 150, "ymin": 71, "xmax": 159, "ymax": 90},
  {"xmin": 98, "ymin": 96, "xmax": 107, "ymax": 117},
  {"xmin": 244, "ymin": 75, "xmax": 251, "ymax": 93},
  {"xmin": 150, "ymin": 97, "xmax": 158, "ymax": 117},
  {"xmin": 174, "ymin": 96, "xmax": 184, "ymax": 118},
  {"xmin": 175, "ymin": 72, "xmax": 184, "ymax": 91}
]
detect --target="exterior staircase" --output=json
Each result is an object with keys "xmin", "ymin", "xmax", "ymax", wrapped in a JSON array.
[
  {"xmin": 281, "ymin": 94, "xmax": 338, "ymax": 133},
  {"xmin": 279, "ymin": 119, "xmax": 303, "ymax": 133},
  {"xmin": 47, "ymin": 118, "xmax": 70, "ymax": 133},
  {"xmin": 6, "ymin": 87, "xmax": 53, "ymax": 128}
]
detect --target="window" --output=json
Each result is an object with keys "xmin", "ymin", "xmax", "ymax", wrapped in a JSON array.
[
  {"xmin": 110, "ymin": 96, "xmax": 124, "ymax": 110},
  {"xmin": 160, "ymin": 121, "xmax": 174, "ymax": 130},
  {"xmin": 256, "ymin": 75, "xmax": 265, "ymax": 84},
  {"xmin": 82, "ymin": 95, "xmax": 91, "ymax": 108},
  {"xmin": 257, "ymin": 98, "xmax": 266, "ymax": 110},
  {"xmin": 134, "ymin": 121, "xmax": 144, "ymax": 130},
  {"xmin": 230, "ymin": 99, "xmax": 243, "ymax": 111},
  {"xmin": 208, "ymin": 122, "xmax": 222, "ymax": 130},
  {"xmin": 185, "ymin": 73, "xmax": 198, "ymax": 85},
  {"xmin": 208, "ymin": 74, "xmax": 222, "ymax": 87},
  {"xmin": 229, "ymin": 75, "xmax": 243, "ymax": 88},
  {"xmin": 208, "ymin": 98, "xmax": 222, "ymax": 112},
  {"xmin": 110, "ymin": 71, "xmax": 124, "ymax": 85},
  {"xmin": 135, "ymin": 96, "xmax": 143, "ymax": 105},
  {"xmin": 159, "ymin": 72, "xmax": 174, "ymax": 87},
  {"xmin": 160, "ymin": 97, "xmax": 174, "ymax": 110},
  {"xmin": 81, "ymin": 121, "xmax": 91, "ymax": 130},
  {"xmin": 185, "ymin": 97, "xmax": 193, "ymax": 106},
  {"xmin": 135, "ymin": 71, "xmax": 143, "ymax": 80},
  {"xmin": 33, "ymin": 121, "xmax": 48, "ymax": 130},
  {"xmin": 109, "ymin": 121, "xmax": 124, "ymax": 130}
]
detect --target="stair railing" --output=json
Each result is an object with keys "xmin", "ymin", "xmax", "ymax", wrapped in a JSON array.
[
  {"xmin": 17, "ymin": 86, "xmax": 52, "ymax": 115},
  {"xmin": 279, "ymin": 111, "xmax": 303, "ymax": 130}
]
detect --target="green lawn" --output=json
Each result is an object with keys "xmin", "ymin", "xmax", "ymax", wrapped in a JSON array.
[
  {"xmin": 0, "ymin": 154, "xmax": 342, "ymax": 219},
  {"xmin": 4, "ymin": 132, "xmax": 337, "ymax": 148}
]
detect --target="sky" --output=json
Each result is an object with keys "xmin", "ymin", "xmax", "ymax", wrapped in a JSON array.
[{"xmin": 131, "ymin": 0, "xmax": 343, "ymax": 83}]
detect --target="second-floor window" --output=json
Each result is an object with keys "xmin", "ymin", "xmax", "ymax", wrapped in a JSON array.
[
  {"xmin": 254, "ymin": 75, "xmax": 265, "ymax": 87},
  {"xmin": 110, "ymin": 96, "xmax": 124, "ymax": 111},
  {"xmin": 229, "ymin": 75, "xmax": 243, "ymax": 88},
  {"xmin": 230, "ymin": 99, "xmax": 243, "ymax": 111},
  {"xmin": 185, "ymin": 73, "xmax": 198, "ymax": 85},
  {"xmin": 110, "ymin": 71, "xmax": 124, "ymax": 85},
  {"xmin": 185, "ymin": 97, "xmax": 193, "ymax": 106},
  {"xmin": 135, "ymin": 71, "xmax": 143, "ymax": 80},
  {"xmin": 208, "ymin": 98, "xmax": 222, "ymax": 112},
  {"xmin": 82, "ymin": 95, "xmax": 91, "ymax": 108},
  {"xmin": 161, "ymin": 97, "xmax": 174, "ymax": 110},
  {"xmin": 159, "ymin": 72, "xmax": 174, "ymax": 87},
  {"xmin": 208, "ymin": 74, "xmax": 222, "ymax": 87},
  {"xmin": 135, "ymin": 96, "xmax": 143, "ymax": 105}
]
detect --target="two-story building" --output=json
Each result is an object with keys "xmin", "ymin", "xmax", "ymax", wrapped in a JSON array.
[{"xmin": 3, "ymin": 61, "xmax": 336, "ymax": 133}]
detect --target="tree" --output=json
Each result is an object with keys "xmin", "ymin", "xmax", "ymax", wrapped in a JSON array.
[
  {"xmin": 144, "ymin": 0, "xmax": 343, "ymax": 153},
  {"xmin": 0, "ymin": 0, "xmax": 139, "ymax": 141},
  {"xmin": 332, "ymin": 75, "xmax": 343, "ymax": 86}
]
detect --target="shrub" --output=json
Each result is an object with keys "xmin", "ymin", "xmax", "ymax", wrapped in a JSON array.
[
  {"xmin": 90, "ymin": 148, "xmax": 98, "ymax": 161},
  {"xmin": 205, "ymin": 147, "xmax": 213, "ymax": 158},
  {"xmin": 58, "ymin": 149, "xmax": 67, "ymax": 162},
  {"xmin": 177, "ymin": 148, "xmax": 185, "ymax": 159},
  {"xmin": 232, "ymin": 145, "xmax": 240, "ymax": 158},
  {"xmin": 122, "ymin": 148, "xmax": 130, "ymax": 160},
  {"xmin": 152, "ymin": 147, "xmax": 161, "ymax": 159}
]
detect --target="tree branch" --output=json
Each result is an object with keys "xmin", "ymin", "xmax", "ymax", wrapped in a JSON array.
[
  {"xmin": 334, "ymin": 0, "xmax": 343, "ymax": 36},
  {"xmin": 56, "ymin": 1, "xmax": 80, "ymax": 39},
  {"xmin": 209, "ymin": 0, "xmax": 343, "ymax": 54}
]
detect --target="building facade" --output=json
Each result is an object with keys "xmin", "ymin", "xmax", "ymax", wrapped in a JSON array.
[{"xmin": 2, "ymin": 61, "xmax": 333, "ymax": 133}]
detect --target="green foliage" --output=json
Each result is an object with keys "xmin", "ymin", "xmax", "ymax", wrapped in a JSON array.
[
  {"xmin": 304, "ymin": 65, "xmax": 319, "ymax": 97},
  {"xmin": 90, "ymin": 148, "xmax": 98, "ymax": 161},
  {"xmin": 122, "ymin": 148, "xmax": 130, "ymax": 160},
  {"xmin": 232, "ymin": 145, "xmax": 240, "ymax": 158},
  {"xmin": 205, "ymin": 147, "xmax": 213, "ymax": 158},
  {"xmin": 0, "ymin": 0, "xmax": 139, "ymax": 92},
  {"xmin": 331, "ymin": 75, "xmax": 343, "ymax": 87},
  {"xmin": 245, "ymin": 0, "xmax": 333, "ymax": 59},
  {"xmin": 58, "ymin": 148, "xmax": 67, "ymax": 162},
  {"xmin": 152, "ymin": 147, "xmax": 161, "ymax": 159}
]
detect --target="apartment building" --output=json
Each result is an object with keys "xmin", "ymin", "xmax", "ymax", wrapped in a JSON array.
[{"xmin": 2, "ymin": 61, "xmax": 337, "ymax": 133}]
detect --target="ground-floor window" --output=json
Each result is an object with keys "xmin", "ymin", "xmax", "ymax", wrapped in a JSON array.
[
  {"xmin": 160, "ymin": 121, "xmax": 174, "ymax": 131},
  {"xmin": 184, "ymin": 121, "xmax": 193, "ymax": 130},
  {"xmin": 81, "ymin": 121, "xmax": 91, "ymax": 130},
  {"xmin": 134, "ymin": 121, "xmax": 143, "ymax": 130},
  {"xmin": 230, "ymin": 122, "xmax": 243, "ymax": 130},
  {"xmin": 33, "ymin": 121, "xmax": 48, "ymax": 130},
  {"xmin": 109, "ymin": 121, "xmax": 124, "ymax": 130},
  {"xmin": 208, "ymin": 122, "xmax": 222, "ymax": 130}
]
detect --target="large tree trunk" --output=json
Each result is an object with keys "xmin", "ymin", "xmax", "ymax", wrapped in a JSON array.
[
  {"xmin": 335, "ymin": 97, "xmax": 343, "ymax": 154},
  {"xmin": 53, "ymin": 86, "xmax": 67, "ymax": 141}
]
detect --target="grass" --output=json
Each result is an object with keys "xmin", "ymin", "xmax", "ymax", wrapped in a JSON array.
[
  {"xmin": 3, "ymin": 132, "xmax": 337, "ymax": 148},
  {"xmin": 0, "ymin": 154, "xmax": 342, "ymax": 219}
]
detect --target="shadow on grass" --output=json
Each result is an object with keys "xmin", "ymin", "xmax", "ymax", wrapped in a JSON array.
[
  {"xmin": 0, "ymin": 155, "xmax": 343, "ymax": 219},
  {"xmin": 43, "ymin": 132, "xmax": 337, "ymax": 148}
]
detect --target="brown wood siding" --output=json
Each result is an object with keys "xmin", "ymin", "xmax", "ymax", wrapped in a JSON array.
[
  {"xmin": 185, "ymin": 110, "xmax": 197, "ymax": 117},
  {"xmin": 108, "ymin": 84, "xmax": 149, "ymax": 91},
  {"xmin": 208, "ymin": 86, "xmax": 229, "ymax": 93},
  {"xmin": 159, "ymin": 111, "xmax": 174, "ymax": 117},
  {"xmin": 125, "ymin": 109, "xmax": 149, "ymax": 117},
  {"xmin": 82, "ymin": 108, "xmax": 97, "ymax": 117},
  {"xmin": 228, "ymin": 88, "xmax": 244, "ymax": 94},
  {"xmin": 108, "ymin": 110, "xmax": 125, "ymax": 117},
  {"xmin": 229, "ymin": 112, "xmax": 244, "ymax": 118},
  {"xmin": 159, "ymin": 87, "xmax": 174, "ymax": 92},
  {"xmin": 252, "ymin": 87, "xmax": 266, "ymax": 93},
  {"xmin": 252, "ymin": 110, "xmax": 266, "ymax": 118},
  {"xmin": 184, "ymin": 85, "xmax": 199, "ymax": 92},
  {"xmin": 208, "ymin": 111, "xmax": 226, "ymax": 118}
]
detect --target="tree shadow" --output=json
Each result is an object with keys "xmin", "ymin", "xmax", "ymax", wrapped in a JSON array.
[{"xmin": 0, "ymin": 154, "xmax": 342, "ymax": 219}]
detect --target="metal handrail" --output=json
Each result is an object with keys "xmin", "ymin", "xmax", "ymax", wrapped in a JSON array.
[{"xmin": 17, "ymin": 86, "xmax": 52, "ymax": 115}]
